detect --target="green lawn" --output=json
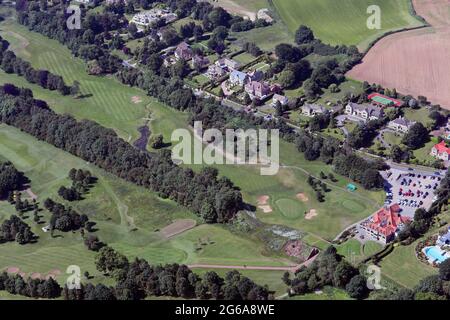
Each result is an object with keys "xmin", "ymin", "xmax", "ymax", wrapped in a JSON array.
[
  {"xmin": 379, "ymin": 212, "xmax": 450, "ymax": 289},
  {"xmin": 232, "ymin": 21, "xmax": 293, "ymax": 51},
  {"xmin": 403, "ymin": 107, "xmax": 434, "ymax": 127},
  {"xmin": 272, "ymin": 0, "xmax": 424, "ymax": 50}
]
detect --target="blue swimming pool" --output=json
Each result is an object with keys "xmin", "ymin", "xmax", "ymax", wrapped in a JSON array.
[{"xmin": 425, "ymin": 247, "xmax": 449, "ymax": 263}]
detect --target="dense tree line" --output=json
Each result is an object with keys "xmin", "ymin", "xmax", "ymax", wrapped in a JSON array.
[
  {"xmin": 0, "ymin": 85, "xmax": 243, "ymax": 223},
  {"xmin": 0, "ymin": 35, "xmax": 72, "ymax": 95},
  {"xmin": 0, "ymin": 161, "xmax": 27, "ymax": 198},
  {"xmin": 285, "ymin": 246, "xmax": 369, "ymax": 300},
  {"xmin": 62, "ymin": 246, "xmax": 270, "ymax": 300},
  {"xmin": 17, "ymin": 1, "xmax": 122, "ymax": 74},
  {"xmin": 0, "ymin": 215, "xmax": 36, "ymax": 244},
  {"xmin": 0, "ymin": 272, "xmax": 61, "ymax": 298}
]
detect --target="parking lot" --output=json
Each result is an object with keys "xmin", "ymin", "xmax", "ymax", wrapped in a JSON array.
[{"xmin": 382, "ymin": 167, "xmax": 442, "ymax": 217}]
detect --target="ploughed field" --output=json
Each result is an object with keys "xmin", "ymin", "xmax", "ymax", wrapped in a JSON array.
[{"xmin": 348, "ymin": 0, "xmax": 450, "ymax": 109}]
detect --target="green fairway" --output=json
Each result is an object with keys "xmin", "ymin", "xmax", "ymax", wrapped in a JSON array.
[
  {"xmin": 0, "ymin": 125, "xmax": 290, "ymax": 281},
  {"xmin": 272, "ymin": 0, "xmax": 424, "ymax": 49},
  {"xmin": 0, "ymin": 19, "xmax": 189, "ymax": 144}
]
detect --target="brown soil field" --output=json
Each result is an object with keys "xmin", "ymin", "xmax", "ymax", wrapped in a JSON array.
[
  {"xmin": 160, "ymin": 219, "xmax": 197, "ymax": 238},
  {"xmin": 205, "ymin": 0, "xmax": 257, "ymax": 21},
  {"xmin": 348, "ymin": 0, "xmax": 450, "ymax": 109}
]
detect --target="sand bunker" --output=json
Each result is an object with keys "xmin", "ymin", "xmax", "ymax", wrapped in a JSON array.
[
  {"xmin": 296, "ymin": 193, "xmax": 309, "ymax": 202},
  {"xmin": 305, "ymin": 209, "xmax": 318, "ymax": 220},
  {"xmin": 258, "ymin": 205, "xmax": 273, "ymax": 213},
  {"xmin": 160, "ymin": 219, "xmax": 197, "ymax": 238},
  {"xmin": 257, "ymin": 195, "xmax": 269, "ymax": 205},
  {"xmin": 6, "ymin": 266, "xmax": 20, "ymax": 274},
  {"xmin": 48, "ymin": 269, "xmax": 62, "ymax": 275},
  {"xmin": 131, "ymin": 96, "xmax": 143, "ymax": 104},
  {"xmin": 30, "ymin": 272, "xmax": 42, "ymax": 280}
]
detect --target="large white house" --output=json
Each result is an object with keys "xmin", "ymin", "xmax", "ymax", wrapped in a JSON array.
[
  {"xmin": 301, "ymin": 104, "xmax": 329, "ymax": 117},
  {"xmin": 387, "ymin": 116, "xmax": 416, "ymax": 133},
  {"xmin": 131, "ymin": 9, "xmax": 177, "ymax": 27},
  {"xmin": 345, "ymin": 102, "xmax": 384, "ymax": 121}
]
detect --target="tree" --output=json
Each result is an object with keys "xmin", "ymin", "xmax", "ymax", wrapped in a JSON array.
[
  {"xmin": 70, "ymin": 80, "xmax": 80, "ymax": 97},
  {"xmin": 345, "ymin": 275, "xmax": 368, "ymax": 299},
  {"xmin": 278, "ymin": 70, "xmax": 296, "ymax": 88},
  {"xmin": 333, "ymin": 261, "xmax": 358, "ymax": 288},
  {"xmin": 128, "ymin": 23, "xmax": 138, "ymax": 38},
  {"xmin": 274, "ymin": 43, "xmax": 301, "ymax": 63},
  {"xmin": 295, "ymin": 25, "xmax": 314, "ymax": 44},
  {"xmin": 390, "ymin": 145, "xmax": 404, "ymax": 163},
  {"xmin": 150, "ymin": 134, "xmax": 164, "ymax": 149},
  {"xmin": 439, "ymin": 259, "xmax": 450, "ymax": 281},
  {"xmin": 95, "ymin": 246, "xmax": 129, "ymax": 274},
  {"xmin": 402, "ymin": 122, "xmax": 429, "ymax": 149}
]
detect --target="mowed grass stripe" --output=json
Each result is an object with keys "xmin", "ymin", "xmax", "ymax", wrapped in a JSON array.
[
  {"xmin": 272, "ymin": 0, "xmax": 424, "ymax": 48},
  {"xmin": 92, "ymin": 82, "xmax": 129, "ymax": 121}
]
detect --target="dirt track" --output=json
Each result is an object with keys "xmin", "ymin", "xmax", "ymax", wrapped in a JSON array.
[
  {"xmin": 348, "ymin": 0, "xmax": 450, "ymax": 109},
  {"xmin": 188, "ymin": 253, "xmax": 318, "ymax": 273}
]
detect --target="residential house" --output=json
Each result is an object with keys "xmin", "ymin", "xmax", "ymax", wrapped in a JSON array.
[
  {"xmin": 245, "ymin": 81, "xmax": 270, "ymax": 100},
  {"xmin": 257, "ymin": 9, "xmax": 274, "ymax": 24},
  {"xmin": 437, "ymin": 227, "xmax": 450, "ymax": 247},
  {"xmin": 359, "ymin": 204, "xmax": 411, "ymax": 244},
  {"xmin": 229, "ymin": 70, "xmax": 248, "ymax": 86},
  {"xmin": 272, "ymin": 94, "xmax": 288, "ymax": 107},
  {"xmin": 345, "ymin": 102, "xmax": 384, "ymax": 121},
  {"xmin": 301, "ymin": 104, "xmax": 329, "ymax": 117},
  {"xmin": 131, "ymin": 8, "xmax": 177, "ymax": 27},
  {"xmin": 387, "ymin": 116, "xmax": 416, "ymax": 133},
  {"xmin": 207, "ymin": 65, "xmax": 226, "ymax": 79},
  {"xmin": 431, "ymin": 141, "xmax": 450, "ymax": 161},
  {"xmin": 175, "ymin": 42, "xmax": 193, "ymax": 61},
  {"xmin": 192, "ymin": 55, "xmax": 209, "ymax": 70},
  {"xmin": 216, "ymin": 58, "xmax": 240, "ymax": 71}
]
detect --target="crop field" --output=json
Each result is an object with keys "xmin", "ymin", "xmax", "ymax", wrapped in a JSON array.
[
  {"xmin": 272, "ymin": 0, "xmax": 424, "ymax": 50},
  {"xmin": 348, "ymin": 0, "xmax": 450, "ymax": 110}
]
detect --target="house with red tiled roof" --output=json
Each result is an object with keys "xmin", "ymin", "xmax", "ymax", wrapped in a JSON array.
[
  {"xmin": 174, "ymin": 42, "xmax": 193, "ymax": 61},
  {"xmin": 245, "ymin": 81, "xmax": 270, "ymax": 100},
  {"xmin": 431, "ymin": 141, "xmax": 450, "ymax": 161},
  {"xmin": 359, "ymin": 204, "xmax": 411, "ymax": 244}
]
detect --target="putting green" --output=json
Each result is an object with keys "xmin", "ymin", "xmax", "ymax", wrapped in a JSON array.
[{"xmin": 276, "ymin": 198, "xmax": 306, "ymax": 219}]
